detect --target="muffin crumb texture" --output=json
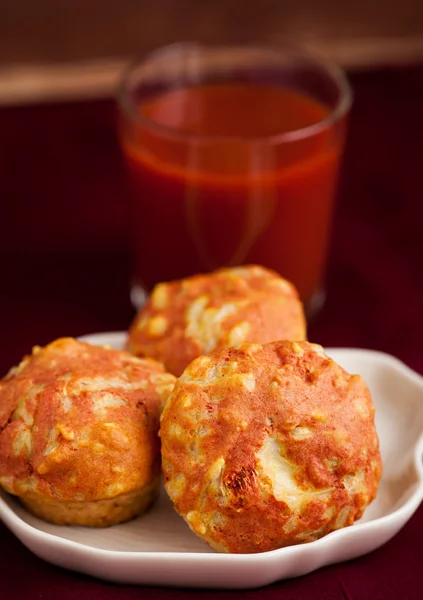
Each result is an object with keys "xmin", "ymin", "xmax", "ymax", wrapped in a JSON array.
[
  {"xmin": 127, "ymin": 265, "xmax": 306, "ymax": 376},
  {"xmin": 161, "ymin": 340, "xmax": 382, "ymax": 553},
  {"xmin": 0, "ymin": 337, "xmax": 176, "ymax": 526}
]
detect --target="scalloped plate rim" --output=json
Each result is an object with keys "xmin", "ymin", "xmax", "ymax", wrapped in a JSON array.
[{"xmin": 0, "ymin": 331, "xmax": 422, "ymax": 588}]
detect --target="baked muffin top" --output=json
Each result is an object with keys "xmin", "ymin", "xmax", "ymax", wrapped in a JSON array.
[
  {"xmin": 0, "ymin": 338, "xmax": 176, "ymax": 503},
  {"xmin": 161, "ymin": 340, "xmax": 382, "ymax": 553},
  {"xmin": 127, "ymin": 265, "xmax": 306, "ymax": 375}
]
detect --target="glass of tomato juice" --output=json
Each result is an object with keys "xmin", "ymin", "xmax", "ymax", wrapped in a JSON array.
[{"xmin": 117, "ymin": 43, "xmax": 351, "ymax": 312}]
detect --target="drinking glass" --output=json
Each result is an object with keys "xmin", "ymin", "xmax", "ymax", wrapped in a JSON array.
[{"xmin": 117, "ymin": 43, "xmax": 352, "ymax": 312}]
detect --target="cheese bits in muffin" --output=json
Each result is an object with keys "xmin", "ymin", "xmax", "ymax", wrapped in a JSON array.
[
  {"xmin": 127, "ymin": 265, "xmax": 306, "ymax": 376},
  {"xmin": 0, "ymin": 338, "xmax": 176, "ymax": 526},
  {"xmin": 161, "ymin": 340, "xmax": 382, "ymax": 553}
]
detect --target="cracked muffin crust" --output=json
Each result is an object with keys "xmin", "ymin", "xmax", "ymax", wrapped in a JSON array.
[
  {"xmin": 0, "ymin": 338, "xmax": 176, "ymax": 526},
  {"xmin": 160, "ymin": 340, "xmax": 382, "ymax": 553},
  {"xmin": 127, "ymin": 265, "xmax": 306, "ymax": 376}
]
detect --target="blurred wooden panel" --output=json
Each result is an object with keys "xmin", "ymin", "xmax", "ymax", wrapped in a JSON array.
[
  {"xmin": 2, "ymin": 0, "xmax": 423, "ymax": 64},
  {"xmin": 1, "ymin": 0, "xmax": 423, "ymax": 104}
]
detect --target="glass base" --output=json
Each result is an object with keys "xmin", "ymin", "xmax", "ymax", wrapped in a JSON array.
[
  {"xmin": 130, "ymin": 283, "xmax": 148, "ymax": 310},
  {"xmin": 304, "ymin": 287, "xmax": 326, "ymax": 321}
]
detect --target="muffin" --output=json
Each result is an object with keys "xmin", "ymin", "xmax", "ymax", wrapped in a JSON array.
[
  {"xmin": 127, "ymin": 265, "xmax": 306, "ymax": 376},
  {"xmin": 0, "ymin": 338, "xmax": 176, "ymax": 526},
  {"xmin": 161, "ymin": 340, "xmax": 382, "ymax": 553}
]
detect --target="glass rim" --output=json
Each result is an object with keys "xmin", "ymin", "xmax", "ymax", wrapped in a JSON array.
[{"xmin": 117, "ymin": 41, "xmax": 353, "ymax": 145}]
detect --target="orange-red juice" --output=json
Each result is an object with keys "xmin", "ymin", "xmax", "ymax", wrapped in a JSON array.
[{"xmin": 121, "ymin": 83, "xmax": 346, "ymax": 303}]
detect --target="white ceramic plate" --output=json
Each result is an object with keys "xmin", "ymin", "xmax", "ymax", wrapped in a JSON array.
[{"xmin": 1, "ymin": 332, "xmax": 422, "ymax": 589}]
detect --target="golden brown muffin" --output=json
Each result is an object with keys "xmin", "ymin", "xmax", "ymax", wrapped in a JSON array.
[
  {"xmin": 0, "ymin": 338, "xmax": 176, "ymax": 526},
  {"xmin": 161, "ymin": 340, "xmax": 382, "ymax": 553},
  {"xmin": 127, "ymin": 265, "xmax": 306, "ymax": 376}
]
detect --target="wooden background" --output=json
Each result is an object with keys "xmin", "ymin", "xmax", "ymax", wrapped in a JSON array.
[{"xmin": 1, "ymin": 0, "xmax": 423, "ymax": 104}]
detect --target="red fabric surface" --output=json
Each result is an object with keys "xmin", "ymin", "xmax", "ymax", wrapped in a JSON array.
[{"xmin": 1, "ymin": 66, "xmax": 423, "ymax": 599}]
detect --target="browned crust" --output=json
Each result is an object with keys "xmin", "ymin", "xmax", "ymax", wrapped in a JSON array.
[
  {"xmin": 21, "ymin": 477, "xmax": 160, "ymax": 526},
  {"xmin": 0, "ymin": 338, "xmax": 176, "ymax": 513},
  {"xmin": 127, "ymin": 265, "xmax": 306, "ymax": 376},
  {"xmin": 160, "ymin": 341, "xmax": 382, "ymax": 553}
]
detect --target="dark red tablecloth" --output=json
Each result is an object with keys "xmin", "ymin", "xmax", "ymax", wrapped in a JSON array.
[{"xmin": 1, "ymin": 66, "xmax": 423, "ymax": 599}]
